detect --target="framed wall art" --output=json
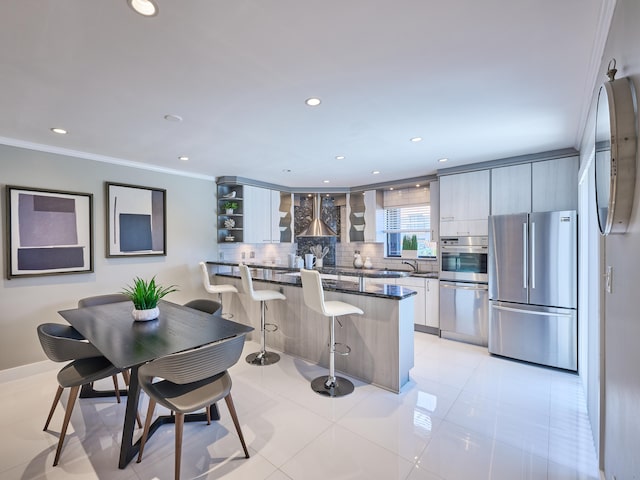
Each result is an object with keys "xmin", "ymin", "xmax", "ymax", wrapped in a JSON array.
[
  {"xmin": 6, "ymin": 186, "xmax": 94, "ymax": 279},
  {"xmin": 106, "ymin": 182, "xmax": 166, "ymax": 257}
]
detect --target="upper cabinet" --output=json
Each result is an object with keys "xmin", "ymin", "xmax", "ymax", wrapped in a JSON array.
[
  {"xmin": 491, "ymin": 163, "xmax": 532, "ymax": 215},
  {"xmin": 531, "ymin": 156, "xmax": 578, "ymax": 212},
  {"xmin": 278, "ymin": 192, "xmax": 293, "ymax": 242},
  {"xmin": 243, "ymin": 185, "xmax": 284, "ymax": 244},
  {"xmin": 429, "ymin": 180, "xmax": 440, "ymax": 242},
  {"xmin": 439, "ymin": 170, "xmax": 490, "ymax": 236},
  {"xmin": 348, "ymin": 190, "xmax": 384, "ymax": 242},
  {"xmin": 491, "ymin": 156, "xmax": 578, "ymax": 215}
]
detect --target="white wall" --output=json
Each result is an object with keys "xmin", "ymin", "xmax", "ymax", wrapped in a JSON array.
[
  {"xmin": 583, "ymin": 0, "xmax": 640, "ymax": 477},
  {"xmin": 0, "ymin": 144, "xmax": 217, "ymax": 370}
]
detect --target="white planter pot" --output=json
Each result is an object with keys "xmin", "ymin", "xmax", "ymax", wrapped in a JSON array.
[
  {"xmin": 132, "ymin": 306, "xmax": 159, "ymax": 322},
  {"xmin": 401, "ymin": 250, "xmax": 418, "ymax": 259},
  {"xmin": 226, "ymin": 209, "xmax": 234, "ymax": 215}
]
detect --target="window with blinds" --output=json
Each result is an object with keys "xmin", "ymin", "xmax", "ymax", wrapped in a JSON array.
[{"xmin": 384, "ymin": 205, "xmax": 435, "ymax": 257}]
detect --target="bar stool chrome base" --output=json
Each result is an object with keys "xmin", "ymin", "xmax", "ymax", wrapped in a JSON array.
[
  {"xmin": 246, "ymin": 351, "xmax": 280, "ymax": 366},
  {"xmin": 311, "ymin": 375, "xmax": 354, "ymax": 397}
]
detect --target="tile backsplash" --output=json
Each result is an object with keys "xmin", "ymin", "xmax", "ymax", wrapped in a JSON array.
[{"xmin": 217, "ymin": 242, "xmax": 438, "ymax": 273}]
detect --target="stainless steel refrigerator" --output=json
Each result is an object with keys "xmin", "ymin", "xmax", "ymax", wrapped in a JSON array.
[{"xmin": 488, "ymin": 211, "xmax": 577, "ymax": 371}]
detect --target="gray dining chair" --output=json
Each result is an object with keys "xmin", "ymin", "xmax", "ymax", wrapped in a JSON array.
[
  {"xmin": 37, "ymin": 323, "xmax": 124, "ymax": 466},
  {"xmin": 77, "ymin": 294, "xmax": 132, "ymax": 394},
  {"xmin": 183, "ymin": 298, "xmax": 223, "ymax": 316},
  {"xmin": 77, "ymin": 293, "xmax": 129, "ymax": 308},
  {"xmin": 77, "ymin": 294, "xmax": 142, "ymax": 427},
  {"xmin": 136, "ymin": 334, "xmax": 250, "ymax": 480}
]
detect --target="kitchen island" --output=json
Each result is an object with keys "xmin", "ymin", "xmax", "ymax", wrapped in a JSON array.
[{"xmin": 207, "ymin": 261, "xmax": 416, "ymax": 393}]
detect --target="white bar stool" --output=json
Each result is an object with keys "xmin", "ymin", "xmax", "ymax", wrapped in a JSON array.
[
  {"xmin": 199, "ymin": 262, "xmax": 238, "ymax": 319},
  {"xmin": 300, "ymin": 269, "xmax": 363, "ymax": 397},
  {"xmin": 239, "ymin": 264, "xmax": 285, "ymax": 365}
]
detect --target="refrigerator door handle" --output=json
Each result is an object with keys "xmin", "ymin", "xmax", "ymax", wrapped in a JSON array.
[
  {"xmin": 491, "ymin": 304, "xmax": 573, "ymax": 318},
  {"xmin": 522, "ymin": 222, "xmax": 528, "ymax": 289},
  {"xmin": 531, "ymin": 222, "xmax": 536, "ymax": 289}
]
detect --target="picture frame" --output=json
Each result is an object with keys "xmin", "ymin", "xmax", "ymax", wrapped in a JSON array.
[
  {"xmin": 6, "ymin": 186, "xmax": 94, "ymax": 279},
  {"xmin": 106, "ymin": 182, "xmax": 166, "ymax": 257}
]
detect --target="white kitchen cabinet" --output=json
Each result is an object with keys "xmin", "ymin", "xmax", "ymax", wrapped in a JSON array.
[
  {"xmin": 244, "ymin": 186, "xmax": 281, "ymax": 243},
  {"xmin": 439, "ymin": 170, "xmax": 490, "ymax": 236},
  {"xmin": 429, "ymin": 180, "xmax": 440, "ymax": 242},
  {"xmin": 395, "ymin": 276, "xmax": 426, "ymax": 327},
  {"xmin": 425, "ymin": 278, "xmax": 439, "ymax": 329},
  {"xmin": 532, "ymin": 156, "xmax": 578, "ymax": 212},
  {"xmin": 490, "ymin": 156, "xmax": 579, "ymax": 215},
  {"xmin": 364, "ymin": 190, "xmax": 384, "ymax": 242},
  {"xmin": 348, "ymin": 190, "xmax": 384, "ymax": 242},
  {"xmin": 491, "ymin": 163, "xmax": 532, "ymax": 215}
]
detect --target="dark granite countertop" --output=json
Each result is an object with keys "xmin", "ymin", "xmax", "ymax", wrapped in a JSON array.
[{"xmin": 213, "ymin": 268, "xmax": 417, "ymax": 300}]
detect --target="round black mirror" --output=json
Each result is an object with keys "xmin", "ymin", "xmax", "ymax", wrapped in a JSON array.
[{"xmin": 594, "ymin": 62, "xmax": 637, "ymax": 235}]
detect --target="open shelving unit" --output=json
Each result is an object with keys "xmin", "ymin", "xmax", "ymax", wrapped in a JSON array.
[{"xmin": 217, "ymin": 184, "xmax": 243, "ymax": 243}]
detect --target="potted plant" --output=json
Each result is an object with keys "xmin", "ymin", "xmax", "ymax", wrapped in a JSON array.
[
  {"xmin": 121, "ymin": 276, "xmax": 178, "ymax": 321},
  {"xmin": 401, "ymin": 234, "xmax": 419, "ymax": 259},
  {"xmin": 223, "ymin": 201, "xmax": 238, "ymax": 215}
]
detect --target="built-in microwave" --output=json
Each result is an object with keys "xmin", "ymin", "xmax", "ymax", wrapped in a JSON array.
[{"xmin": 440, "ymin": 236, "xmax": 488, "ymax": 283}]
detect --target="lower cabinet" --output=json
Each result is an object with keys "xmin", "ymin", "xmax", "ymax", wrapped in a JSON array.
[
  {"xmin": 425, "ymin": 278, "xmax": 439, "ymax": 330},
  {"xmin": 396, "ymin": 276, "xmax": 439, "ymax": 332},
  {"xmin": 395, "ymin": 277, "xmax": 426, "ymax": 327}
]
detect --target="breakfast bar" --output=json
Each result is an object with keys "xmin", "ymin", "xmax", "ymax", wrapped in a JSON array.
[{"xmin": 207, "ymin": 261, "xmax": 417, "ymax": 393}]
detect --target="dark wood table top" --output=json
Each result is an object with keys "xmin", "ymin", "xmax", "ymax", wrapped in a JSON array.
[{"xmin": 58, "ymin": 299, "xmax": 253, "ymax": 369}]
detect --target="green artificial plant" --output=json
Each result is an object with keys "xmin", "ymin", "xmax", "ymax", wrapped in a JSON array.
[{"xmin": 121, "ymin": 276, "xmax": 178, "ymax": 310}]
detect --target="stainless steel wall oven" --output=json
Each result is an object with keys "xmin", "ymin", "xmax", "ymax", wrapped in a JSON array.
[
  {"xmin": 440, "ymin": 236, "xmax": 488, "ymax": 282},
  {"xmin": 439, "ymin": 236, "xmax": 489, "ymax": 346}
]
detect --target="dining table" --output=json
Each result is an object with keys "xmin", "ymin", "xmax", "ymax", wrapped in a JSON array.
[{"xmin": 58, "ymin": 299, "xmax": 253, "ymax": 469}]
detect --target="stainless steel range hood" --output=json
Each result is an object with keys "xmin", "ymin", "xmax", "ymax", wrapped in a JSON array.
[{"xmin": 299, "ymin": 194, "xmax": 337, "ymax": 236}]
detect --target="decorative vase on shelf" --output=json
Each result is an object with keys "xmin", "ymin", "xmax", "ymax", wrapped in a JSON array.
[
  {"xmin": 226, "ymin": 209, "xmax": 234, "ymax": 215},
  {"xmin": 353, "ymin": 252, "xmax": 363, "ymax": 268},
  {"xmin": 132, "ymin": 306, "xmax": 159, "ymax": 322},
  {"xmin": 363, "ymin": 257, "xmax": 373, "ymax": 269}
]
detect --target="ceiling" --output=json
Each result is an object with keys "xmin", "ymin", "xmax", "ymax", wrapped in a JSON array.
[{"xmin": 0, "ymin": 0, "xmax": 608, "ymax": 188}]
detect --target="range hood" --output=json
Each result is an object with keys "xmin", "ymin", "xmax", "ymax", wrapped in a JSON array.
[{"xmin": 299, "ymin": 194, "xmax": 337, "ymax": 236}]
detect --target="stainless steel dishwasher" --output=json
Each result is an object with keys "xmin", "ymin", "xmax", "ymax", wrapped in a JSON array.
[{"xmin": 439, "ymin": 280, "xmax": 489, "ymax": 346}]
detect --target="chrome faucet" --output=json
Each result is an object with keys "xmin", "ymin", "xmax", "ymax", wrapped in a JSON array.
[{"xmin": 402, "ymin": 260, "xmax": 418, "ymax": 272}]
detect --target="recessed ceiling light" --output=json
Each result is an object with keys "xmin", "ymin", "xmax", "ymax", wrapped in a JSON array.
[
  {"xmin": 438, "ymin": 157, "xmax": 448, "ymax": 163},
  {"xmin": 410, "ymin": 137, "xmax": 422, "ymax": 142},
  {"xmin": 305, "ymin": 98, "xmax": 321, "ymax": 107},
  {"xmin": 50, "ymin": 127, "xmax": 68, "ymax": 135},
  {"xmin": 335, "ymin": 155, "xmax": 345, "ymax": 160},
  {"xmin": 416, "ymin": 184, "xmax": 421, "ymax": 188},
  {"xmin": 128, "ymin": 0, "xmax": 158, "ymax": 17},
  {"xmin": 178, "ymin": 156, "xmax": 189, "ymax": 161},
  {"xmin": 164, "ymin": 114, "xmax": 183, "ymax": 122},
  {"xmin": 389, "ymin": 187, "xmax": 394, "ymax": 191},
  {"xmin": 372, "ymin": 170, "xmax": 380, "ymax": 175},
  {"xmin": 323, "ymin": 180, "xmax": 330, "ymax": 183},
  {"xmin": 307, "ymin": 194, "xmax": 313, "ymax": 197}
]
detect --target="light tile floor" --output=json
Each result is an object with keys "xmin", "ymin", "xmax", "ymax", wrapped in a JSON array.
[{"xmin": 0, "ymin": 333, "xmax": 599, "ymax": 479}]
